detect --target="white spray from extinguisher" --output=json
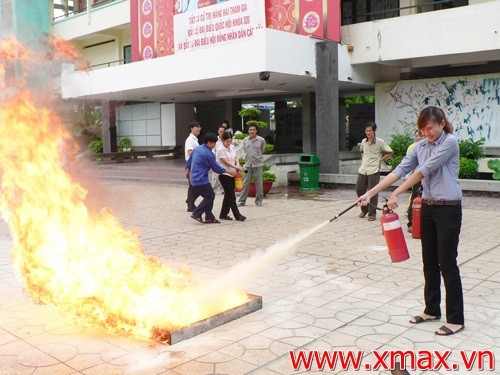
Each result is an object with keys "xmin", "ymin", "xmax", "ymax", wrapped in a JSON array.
[{"xmin": 195, "ymin": 203, "xmax": 359, "ymax": 306}]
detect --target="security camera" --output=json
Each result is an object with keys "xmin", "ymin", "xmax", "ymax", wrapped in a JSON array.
[{"xmin": 259, "ymin": 71, "xmax": 271, "ymax": 81}]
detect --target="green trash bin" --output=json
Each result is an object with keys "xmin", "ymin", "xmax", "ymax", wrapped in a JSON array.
[{"xmin": 298, "ymin": 154, "xmax": 320, "ymax": 190}]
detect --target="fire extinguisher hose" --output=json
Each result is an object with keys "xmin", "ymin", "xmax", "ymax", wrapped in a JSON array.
[{"xmin": 329, "ymin": 202, "xmax": 358, "ymax": 222}]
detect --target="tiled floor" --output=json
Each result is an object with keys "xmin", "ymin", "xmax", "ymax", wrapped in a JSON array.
[{"xmin": 0, "ymin": 159, "xmax": 498, "ymax": 375}]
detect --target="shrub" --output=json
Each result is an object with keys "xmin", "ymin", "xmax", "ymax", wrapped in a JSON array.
[
  {"xmin": 262, "ymin": 165, "xmax": 276, "ymax": 181},
  {"xmin": 70, "ymin": 106, "xmax": 102, "ymax": 140},
  {"xmin": 456, "ymin": 138, "xmax": 484, "ymax": 179},
  {"xmin": 238, "ymin": 107, "xmax": 261, "ymax": 119},
  {"xmin": 459, "ymin": 157, "xmax": 479, "ymax": 179},
  {"xmin": 238, "ymin": 107, "xmax": 268, "ymax": 131},
  {"xmin": 118, "ymin": 137, "xmax": 132, "ymax": 152},
  {"xmin": 262, "ymin": 171, "xmax": 277, "ymax": 182},
  {"xmin": 390, "ymin": 155, "xmax": 404, "ymax": 171},
  {"xmin": 487, "ymin": 159, "xmax": 500, "ymax": 180},
  {"xmin": 246, "ymin": 119, "xmax": 268, "ymax": 129},
  {"xmin": 459, "ymin": 138, "xmax": 485, "ymax": 160},
  {"xmin": 264, "ymin": 144, "xmax": 275, "ymax": 153},
  {"xmin": 233, "ymin": 132, "xmax": 248, "ymax": 140},
  {"xmin": 388, "ymin": 131, "xmax": 414, "ymax": 170},
  {"xmin": 87, "ymin": 140, "xmax": 103, "ymax": 153},
  {"xmin": 389, "ymin": 132, "xmax": 413, "ymax": 158}
]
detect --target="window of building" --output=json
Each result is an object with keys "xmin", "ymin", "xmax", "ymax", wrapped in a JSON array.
[
  {"xmin": 342, "ymin": 0, "xmax": 399, "ymax": 25},
  {"xmin": 341, "ymin": 0, "xmax": 467, "ymax": 25},
  {"xmin": 124, "ymin": 45, "xmax": 132, "ymax": 64}
]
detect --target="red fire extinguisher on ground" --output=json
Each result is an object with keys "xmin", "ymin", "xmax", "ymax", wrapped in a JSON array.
[
  {"xmin": 234, "ymin": 172, "xmax": 243, "ymax": 192},
  {"xmin": 382, "ymin": 210, "xmax": 410, "ymax": 263},
  {"xmin": 411, "ymin": 195, "xmax": 423, "ymax": 239}
]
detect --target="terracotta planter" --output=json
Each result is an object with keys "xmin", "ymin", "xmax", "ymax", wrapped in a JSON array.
[{"xmin": 248, "ymin": 181, "xmax": 274, "ymax": 197}]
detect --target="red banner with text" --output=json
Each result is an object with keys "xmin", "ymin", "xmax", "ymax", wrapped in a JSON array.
[{"xmin": 131, "ymin": 0, "xmax": 341, "ymax": 62}]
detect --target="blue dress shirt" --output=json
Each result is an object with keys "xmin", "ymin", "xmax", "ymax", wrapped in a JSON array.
[
  {"xmin": 393, "ymin": 131, "xmax": 462, "ymax": 201},
  {"xmin": 186, "ymin": 144, "xmax": 226, "ymax": 186}
]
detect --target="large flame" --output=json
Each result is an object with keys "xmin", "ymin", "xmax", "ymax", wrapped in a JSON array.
[{"xmin": 0, "ymin": 37, "xmax": 247, "ymax": 342}]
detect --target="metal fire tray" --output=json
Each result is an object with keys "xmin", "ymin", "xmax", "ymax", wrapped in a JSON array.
[{"xmin": 152, "ymin": 293, "xmax": 262, "ymax": 345}]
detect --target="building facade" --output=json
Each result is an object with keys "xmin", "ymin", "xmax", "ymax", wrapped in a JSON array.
[{"xmin": 6, "ymin": 0, "xmax": 500, "ymax": 171}]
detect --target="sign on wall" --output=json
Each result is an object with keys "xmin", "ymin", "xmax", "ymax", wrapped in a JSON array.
[
  {"xmin": 375, "ymin": 74, "xmax": 500, "ymax": 148},
  {"xmin": 131, "ymin": 0, "xmax": 341, "ymax": 61},
  {"xmin": 132, "ymin": 0, "xmax": 175, "ymax": 61},
  {"xmin": 174, "ymin": 0, "xmax": 265, "ymax": 53},
  {"xmin": 266, "ymin": 0, "xmax": 340, "ymax": 42}
]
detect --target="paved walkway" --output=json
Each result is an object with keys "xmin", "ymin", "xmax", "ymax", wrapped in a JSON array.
[{"xmin": 0, "ymin": 159, "xmax": 498, "ymax": 375}]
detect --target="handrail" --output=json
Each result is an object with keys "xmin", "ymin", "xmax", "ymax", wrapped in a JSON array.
[
  {"xmin": 81, "ymin": 59, "xmax": 128, "ymax": 70},
  {"xmin": 53, "ymin": 9, "xmax": 85, "ymax": 22},
  {"xmin": 52, "ymin": 0, "xmax": 121, "ymax": 23}
]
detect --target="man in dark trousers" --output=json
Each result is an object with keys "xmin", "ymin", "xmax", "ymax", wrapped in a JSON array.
[
  {"xmin": 355, "ymin": 122, "xmax": 393, "ymax": 221},
  {"xmin": 186, "ymin": 133, "xmax": 236, "ymax": 224}
]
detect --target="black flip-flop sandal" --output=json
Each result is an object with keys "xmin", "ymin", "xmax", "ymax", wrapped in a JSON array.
[
  {"xmin": 410, "ymin": 315, "xmax": 441, "ymax": 324},
  {"xmin": 435, "ymin": 325, "xmax": 464, "ymax": 336},
  {"xmin": 219, "ymin": 216, "xmax": 233, "ymax": 220}
]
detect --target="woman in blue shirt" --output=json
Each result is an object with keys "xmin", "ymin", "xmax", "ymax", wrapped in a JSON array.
[{"xmin": 357, "ymin": 106, "xmax": 464, "ymax": 336}]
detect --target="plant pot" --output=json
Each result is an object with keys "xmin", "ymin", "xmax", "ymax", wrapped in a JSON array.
[{"xmin": 248, "ymin": 181, "xmax": 273, "ymax": 197}]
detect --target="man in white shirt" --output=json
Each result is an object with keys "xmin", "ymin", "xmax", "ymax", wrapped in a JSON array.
[{"xmin": 185, "ymin": 121, "xmax": 202, "ymax": 212}]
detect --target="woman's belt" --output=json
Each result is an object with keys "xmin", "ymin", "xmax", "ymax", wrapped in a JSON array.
[{"xmin": 422, "ymin": 199, "xmax": 461, "ymax": 206}]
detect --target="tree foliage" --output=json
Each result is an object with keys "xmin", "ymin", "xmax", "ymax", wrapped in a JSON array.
[
  {"xmin": 70, "ymin": 106, "xmax": 102, "ymax": 140},
  {"xmin": 238, "ymin": 107, "xmax": 267, "ymax": 131}
]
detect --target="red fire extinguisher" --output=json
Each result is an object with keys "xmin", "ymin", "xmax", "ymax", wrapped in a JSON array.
[
  {"xmin": 382, "ymin": 210, "xmax": 410, "ymax": 263},
  {"xmin": 234, "ymin": 172, "xmax": 243, "ymax": 192},
  {"xmin": 411, "ymin": 195, "xmax": 422, "ymax": 239}
]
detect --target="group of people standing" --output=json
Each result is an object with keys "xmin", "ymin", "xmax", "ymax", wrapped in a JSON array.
[
  {"xmin": 184, "ymin": 120, "xmax": 266, "ymax": 224},
  {"xmin": 184, "ymin": 106, "xmax": 465, "ymax": 338}
]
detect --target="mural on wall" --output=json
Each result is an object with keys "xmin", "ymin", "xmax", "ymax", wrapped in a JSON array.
[{"xmin": 375, "ymin": 73, "xmax": 500, "ymax": 148}]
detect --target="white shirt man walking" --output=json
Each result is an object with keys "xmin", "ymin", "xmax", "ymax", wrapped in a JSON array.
[{"xmin": 185, "ymin": 121, "xmax": 202, "ymax": 212}]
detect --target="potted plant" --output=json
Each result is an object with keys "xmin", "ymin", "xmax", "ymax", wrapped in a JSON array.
[
  {"xmin": 238, "ymin": 107, "xmax": 267, "ymax": 132},
  {"xmin": 118, "ymin": 137, "xmax": 133, "ymax": 152},
  {"xmin": 247, "ymin": 164, "xmax": 277, "ymax": 197}
]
